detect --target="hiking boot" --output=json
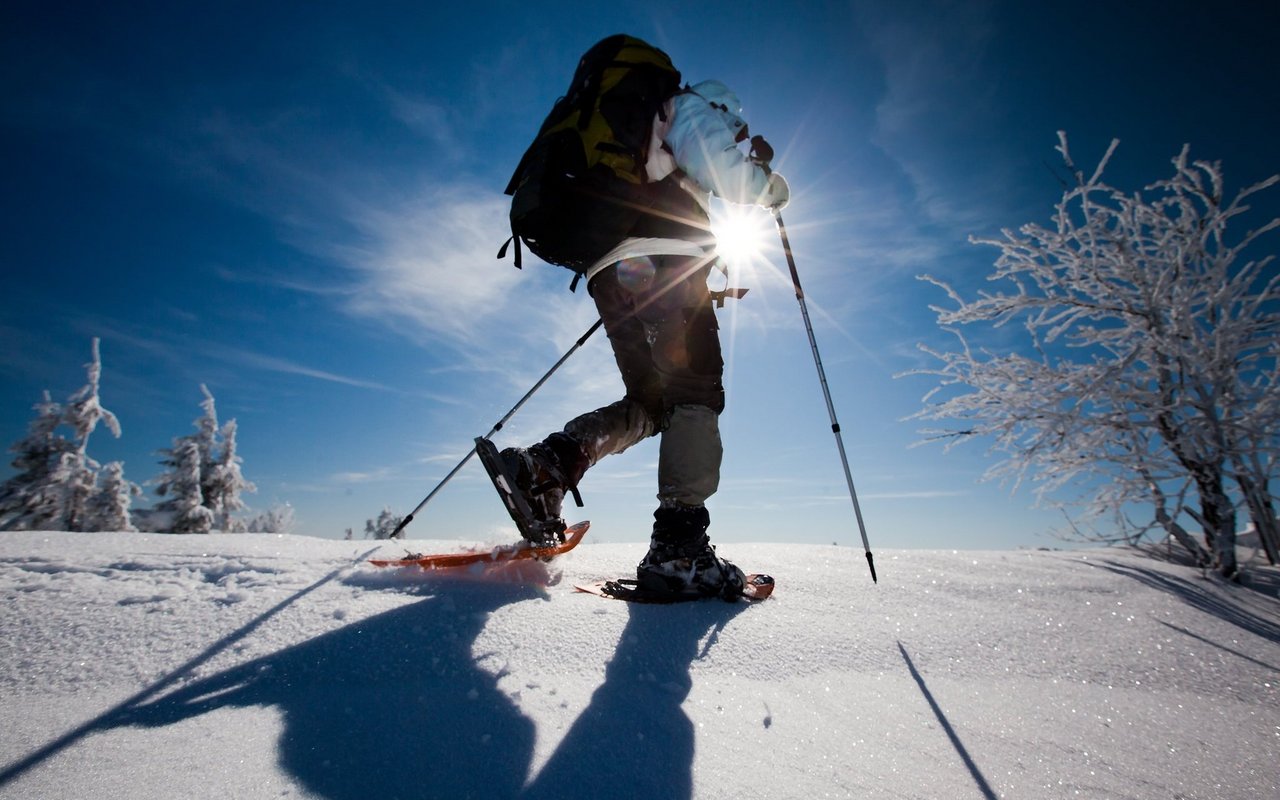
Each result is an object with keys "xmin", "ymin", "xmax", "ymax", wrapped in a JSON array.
[
  {"xmin": 635, "ymin": 505, "xmax": 746, "ymax": 600},
  {"xmin": 475, "ymin": 434, "xmax": 588, "ymax": 546}
]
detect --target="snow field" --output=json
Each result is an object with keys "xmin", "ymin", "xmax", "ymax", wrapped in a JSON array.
[{"xmin": 0, "ymin": 530, "xmax": 1276, "ymax": 799}]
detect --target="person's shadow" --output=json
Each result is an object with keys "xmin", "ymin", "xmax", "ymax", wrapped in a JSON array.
[
  {"xmin": 118, "ymin": 580, "xmax": 540, "ymax": 799},
  {"xmin": 524, "ymin": 600, "xmax": 747, "ymax": 798},
  {"xmin": 106, "ymin": 580, "xmax": 748, "ymax": 800}
]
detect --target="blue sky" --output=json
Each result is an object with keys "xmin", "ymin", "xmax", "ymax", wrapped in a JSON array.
[{"xmin": 2, "ymin": 1, "xmax": 1277, "ymax": 547}]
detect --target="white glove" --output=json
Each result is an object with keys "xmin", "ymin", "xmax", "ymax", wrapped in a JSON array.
[{"xmin": 760, "ymin": 171, "xmax": 790, "ymax": 211}]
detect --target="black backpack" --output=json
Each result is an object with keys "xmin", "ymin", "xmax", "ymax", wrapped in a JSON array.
[{"xmin": 498, "ymin": 35, "xmax": 683, "ymax": 287}]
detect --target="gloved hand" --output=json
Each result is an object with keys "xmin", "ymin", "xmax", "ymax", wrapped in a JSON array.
[{"xmin": 760, "ymin": 171, "xmax": 790, "ymax": 211}]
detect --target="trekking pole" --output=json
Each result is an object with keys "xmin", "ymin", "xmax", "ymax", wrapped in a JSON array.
[
  {"xmin": 388, "ymin": 317, "xmax": 605, "ymax": 538},
  {"xmin": 751, "ymin": 137, "xmax": 877, "ymax": 583}
]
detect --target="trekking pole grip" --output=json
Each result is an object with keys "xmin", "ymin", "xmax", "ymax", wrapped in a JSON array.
[{"xmin": 749, "ymin": 135, "xmax": 775, "ymax": 170}]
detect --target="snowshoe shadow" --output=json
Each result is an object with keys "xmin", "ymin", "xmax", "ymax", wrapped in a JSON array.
[
  {"xmin": 522, "ymin": 599, "xmax": 749, "ymax": 800},
  {"xmin": 115, "ymin": 581, "xmax": 543, "ymax": 800}
]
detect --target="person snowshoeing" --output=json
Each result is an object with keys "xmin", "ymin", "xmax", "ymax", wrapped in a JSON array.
[{"xmin": 482, "ymin": 42, "xmax": 789, "ymax": 600}]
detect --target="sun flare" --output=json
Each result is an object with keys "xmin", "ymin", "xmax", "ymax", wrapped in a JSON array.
[{"xmin": 711, "ymin": 205, "xmax": 770, "ymax": 267}]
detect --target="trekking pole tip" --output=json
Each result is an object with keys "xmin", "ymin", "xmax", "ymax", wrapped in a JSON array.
[
  {"xmin": 391, "ymin": 513, "xmax": 414, "ymax": 540},
  {"xmin": 866, "ymin": 551, "xmax": 878, "ymax": 584}
]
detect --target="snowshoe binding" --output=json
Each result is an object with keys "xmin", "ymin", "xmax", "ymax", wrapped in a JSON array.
[
  {"xmin": 635, "ymin": 505, "xmax": 747, "ymax": 601},
  {"xmin": 475, "ymin": 436, "xmax": 585, "ymax": 547}
]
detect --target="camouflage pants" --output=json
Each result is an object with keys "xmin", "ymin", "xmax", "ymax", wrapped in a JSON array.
[{"xmin": 558, "ymin": 254, "xmax": 724, "ymax": 508}]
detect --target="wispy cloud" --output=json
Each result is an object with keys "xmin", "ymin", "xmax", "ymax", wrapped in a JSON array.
[
  {"xmin": 856, "ymin": 1, "xmax": 1021, "ymax": 233},
  {"xmin": 86, "ymin": 322, "xmax": 412, "ymax": 397},
  {"xmin": 213, "ymin": 265, "xmax": 356, "ymax": 299},
  {"xmin": 381, "ymin": 88, "xmax": 465, "ymax": 160},
  {"xmin": 323, "ymin": 186, "xmax": 527, "ymax": 349},
  {"xmin": 201, "ymin": 343, "xmax": 397, "ymax": 392},
  {"xmin": 864, "ymin": 489, "xmax": 968, "ymax": 500},
  {"xmin": 329, "ymin": 466, "xmax": 400, "ymax": 484}
]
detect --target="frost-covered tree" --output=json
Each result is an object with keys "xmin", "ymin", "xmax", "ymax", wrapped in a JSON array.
[
  {"xmin": 86, "ymin": 461, "xmax": 141, "ymax": 532},
  {"xmin": 909, "ymin": 134, "xmax": 1279, "ymax": 579},
  {"xmin": 0, "ymin": 339, "xmax": 128, "ymax": 531},
  {"xmin": 152, "ymin": 385, "xmax": 256, "ymax": 533},
  {"xmin": 154, "ymin": 438, "xmax": 215, "ymax": 533},
  {"xmin": 246, "ymin": 504, "xmax": 296, "ymax": 534},
  {"xmin": 1226, "ymin": 340, "xmax": 1279, "ymax": 563},
  {"xmin": 205, "ymin": 416, "xmax": 256, "ymax": 531},
  {"xmin": 60, "ymin": 338, "xmax": 124, "ymax": 531},
  {"xmin": 0, "ymin": 393, "xmax": 73, "ymax": 530},
  {"xmin": 59, "ymin": 450, "xmax": 98, "ymax": 532},
  {"xmin": 365, "ymin": 507, "xmax": 404, "ymax": 540},
  {"xmin": 63, "ymin": 339, "xmax": 121, "ymax": 452},
  {"xmin": 192, "ymin": 385, "xmax": 222, "ymax": 517}
]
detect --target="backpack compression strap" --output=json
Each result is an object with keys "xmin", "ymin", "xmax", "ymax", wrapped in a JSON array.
[
  {"xmin": 498, "ymin": 233, "xmax": 590, "ymax": 292},
  {"xmin": 497, "ymin": 233, "xmax": 523, "ymax": 269}
]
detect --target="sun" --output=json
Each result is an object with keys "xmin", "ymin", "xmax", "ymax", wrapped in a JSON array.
[{"xmin": 710, "ymin": 204, "xmax": 770, "ymax": 267}]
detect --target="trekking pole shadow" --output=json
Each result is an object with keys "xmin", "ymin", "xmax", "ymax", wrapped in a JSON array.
[
  {"xmin": 0, "ymin": 551, "xmax": 373, "ymax": 790},
  {"xmin": 897, "ymin": 641, "xmax": 998, "ymax": 800},
  {"xmin": 522, "ymin": 601, "xmax": 747, "ymax": 800}
]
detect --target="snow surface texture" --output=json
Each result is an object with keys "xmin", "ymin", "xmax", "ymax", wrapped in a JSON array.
[{"xmin": 0, "ymin": 531, "xmax": 1276, "ymax": 800}]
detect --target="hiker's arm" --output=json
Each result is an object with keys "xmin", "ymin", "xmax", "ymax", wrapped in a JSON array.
[{"xmin": 665, "ymin": 93, "xmax": 772, "ymax": 207}]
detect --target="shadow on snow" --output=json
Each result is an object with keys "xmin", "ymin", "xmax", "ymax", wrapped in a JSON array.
[
  {"xmin": 3, "ymin": 571, "xmax": 750, "ymax": 800},
  {"xmin": 1092, "ymin": 559, "xmax": 1280, "ymax": 645},
  {"xmin": 897, "ymin": 642, "xmax": 999, "ymax": 800}
]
